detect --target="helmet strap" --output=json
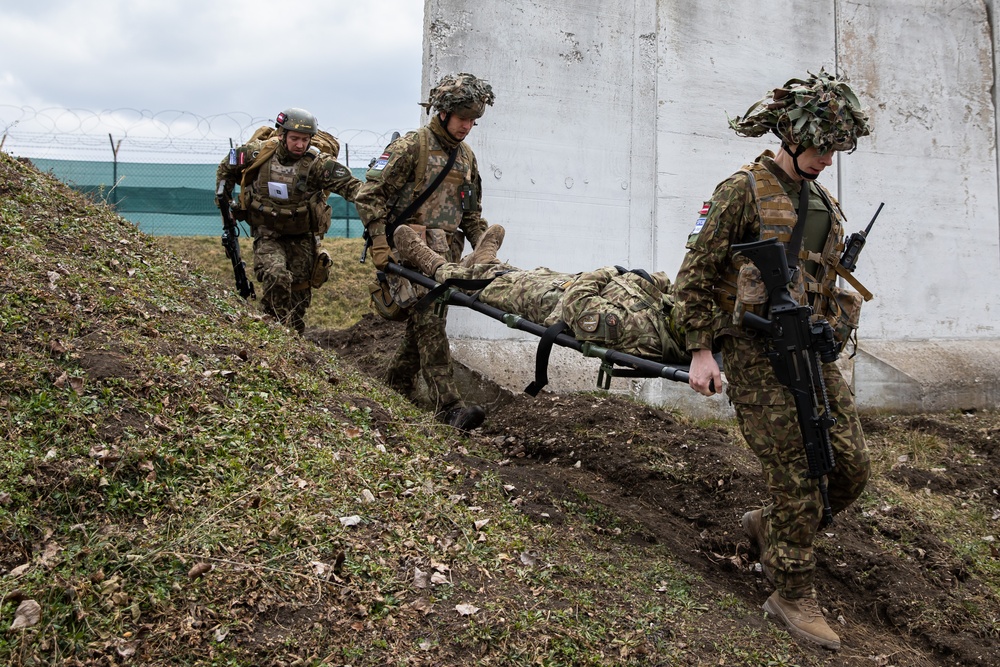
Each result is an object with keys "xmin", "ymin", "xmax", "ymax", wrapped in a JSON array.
[
  {"xmin": 440, "ymin": 111, "xmax": 463, "ymax": 143},
  {"xmin": 780, "ymin": 140, "xmax": 817, "ymax": 181}
]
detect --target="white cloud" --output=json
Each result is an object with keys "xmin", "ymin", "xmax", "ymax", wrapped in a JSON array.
[{"xmin": 0, "ymin": 0, "xmax": 425, "ymax": 143}]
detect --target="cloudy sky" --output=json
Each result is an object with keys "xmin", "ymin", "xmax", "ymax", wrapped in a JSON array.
[{"xmin": 0, "ymin": 0, "xmax": 425, "ymax": 162}]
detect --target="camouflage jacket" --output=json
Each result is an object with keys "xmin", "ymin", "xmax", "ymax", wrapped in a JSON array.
[
  {"xmin": 216, "ymin": 139, "xmax": 360, "ymax": 235},
  {"xmin": 674, "ymin": 150, "xmax": 851, "ymax": 352},
  {"xmin": 355, "ymin": 123, "xmax": 487, "ymax": 256},
  {"xmin": 442, "ymin": 264, "xmax": 687, "ymax": 363}
]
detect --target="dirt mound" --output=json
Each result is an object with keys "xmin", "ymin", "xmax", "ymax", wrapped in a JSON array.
[{"xmin": 313, "ymin": 314, "xmax": 1000, "ymax": 665}]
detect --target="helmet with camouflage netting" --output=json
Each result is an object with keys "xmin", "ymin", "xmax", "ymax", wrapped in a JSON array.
[
  {"xmin": 275, "ymin": 108, "xmax": 318, "ymax": 136},
  {"xmin": 728, "ymin": 68, "xmax": 871, "ymax": 154},
  {"xmin": 421, "ymin": 72, "xmax": 496, "ymax": 118}
]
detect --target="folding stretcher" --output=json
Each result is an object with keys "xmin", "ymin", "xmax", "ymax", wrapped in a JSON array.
[{"xmin": 384, "ymin": 262, "xmax": 696, "ymax": 396}]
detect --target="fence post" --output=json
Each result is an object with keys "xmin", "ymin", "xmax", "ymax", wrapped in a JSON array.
[{"xmin": 108, "ymin": 133, "xmax": 122, "ymax": 210}]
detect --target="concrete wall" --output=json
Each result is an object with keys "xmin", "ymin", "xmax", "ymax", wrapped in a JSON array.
[{"xmin": 424, "ymin": 0, "xmax": 1000, "ymax": 413}]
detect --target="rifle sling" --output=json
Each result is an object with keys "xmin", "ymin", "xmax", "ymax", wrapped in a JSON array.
[
  {"xmin": 525, "ymin": 321, "xmax": 571, "ymax": 397},
  {"xmin": 385, "ymin": 146, "xmax": 459, "ymax": 247},
  {"xmin": 786, "ymin": 182, "xmax": 810, "ymax": 270}
]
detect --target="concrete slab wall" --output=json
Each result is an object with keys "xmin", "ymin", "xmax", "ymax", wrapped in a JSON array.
[{"xmin": 424, "ymin": 0, "xmax": 1000, "ymax": 412}]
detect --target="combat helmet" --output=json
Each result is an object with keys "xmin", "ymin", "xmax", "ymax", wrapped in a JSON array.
[
  {"xmin": 421, "ymin": 73, "xmax": 496, "ymax": 118},
  {"xmin": 275, "ymin": 108, "xmax": 318, "ymax": 136},
  {"xmin": 728, "ymin": 69, "xmax": 870, "ymax": 155}
]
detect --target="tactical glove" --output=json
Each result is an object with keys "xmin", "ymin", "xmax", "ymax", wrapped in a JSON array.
[{"xmin": 371, "ymin": 233, "xmax": 392, "ymax": 270}]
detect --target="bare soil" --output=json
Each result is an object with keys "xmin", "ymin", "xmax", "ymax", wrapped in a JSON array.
[{"xmin": 311, "ymin": 314, "xmax": 1000, "ymax": 666}]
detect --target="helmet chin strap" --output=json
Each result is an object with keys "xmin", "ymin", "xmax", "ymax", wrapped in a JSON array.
[
  {"xmin": 781, "ymin": 140, "xmax": 818, "ymax": 181},
  {"xmin": 440, "ymin": 111, "xmax": 465, "ymax": 143}
]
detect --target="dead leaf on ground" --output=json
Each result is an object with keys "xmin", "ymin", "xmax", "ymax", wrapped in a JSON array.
[
  {"xmin": 10, "ymin": 599, "xmax": 41, "ymax": 629},
  {"xmin": 188, "ymin": 562, "xmax": 212, "ymax": 579},
  {"xmin": 455, "ymin": 603, "xmax": 479, "ymax": 616}
]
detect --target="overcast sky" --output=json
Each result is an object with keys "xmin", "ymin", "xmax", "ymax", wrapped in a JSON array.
[{"xmin": 0, "ymin": 0, "xmax": 425, "ymax": 162}]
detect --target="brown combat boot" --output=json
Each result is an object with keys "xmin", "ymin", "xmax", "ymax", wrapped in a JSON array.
[
  {"xmin": 394, "ymin": 226, "xmax": 446, "ymax": 279},
  {"xmin": 762, "ymin": 592, "xmax": 841, "ymax": 650},
  {"xmin": 742, "ymin": 509, "xmax": 774, "ymax": 585},
  {"xmin": 461, "ymin": 224, "xmax": 505, "ymax": 267}
]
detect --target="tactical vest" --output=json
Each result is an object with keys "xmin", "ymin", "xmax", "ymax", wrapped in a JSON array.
[
  {"xmin": 393, "ymin": 127, "xmax": 474, "ymax": 235},
  {"xmin": 244, "ymin": 147, "xmax": 326, "ymax": 235},
  {"xmin": 715, "ymin": 156, "xmax": 870, "ymax": 344}
]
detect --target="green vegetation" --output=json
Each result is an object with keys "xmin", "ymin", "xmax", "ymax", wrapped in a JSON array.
[
  {"xmin": 4, "ymin": 152, "xmax": 1000, "ymax": 665},
  {"xmin": 0, "ymin": 153, "xmax": 815, "ymax": 666}
]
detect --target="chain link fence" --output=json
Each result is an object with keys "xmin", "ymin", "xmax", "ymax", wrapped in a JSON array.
[{"xmin": 0, "ymin": 106, "xmax": 400, "ymax": 236}]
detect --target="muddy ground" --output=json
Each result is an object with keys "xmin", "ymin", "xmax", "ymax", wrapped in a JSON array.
[{"xmin": 310, "ymin": 314, "xmax": 1000, "ymax": 666}]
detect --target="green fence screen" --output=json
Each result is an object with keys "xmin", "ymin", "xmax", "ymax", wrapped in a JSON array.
[{"xmin": 29, "ymin": 158, "xmax": 365, "ymax": 237}]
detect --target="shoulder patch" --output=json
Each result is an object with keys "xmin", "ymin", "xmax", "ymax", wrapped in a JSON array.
[
  {"xmin": 690, "ymin": 201, "xmax": 713, "ymax": 235},
  {"xmin": 577, "ymin": 313, "xmax": 600, "ymax": 333},
  {"xmin": 371, "ymin": 152, "xmax": 390, "ymax": 171}
]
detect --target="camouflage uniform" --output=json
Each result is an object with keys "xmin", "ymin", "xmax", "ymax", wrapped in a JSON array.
[
  {"xmin": 355, "ymin": 74, "xmax": 493, "ymax": 416},
  {"xmin": 428, "ymin": 262, "xmax": 690, "ymax": 363},
  {"xmin": 217, "ymin": 128, "xmax": 361, "ymax": 333},
  {"xmin": 675, "ymin": 71, "xmax": 872, "ymax": 602}
]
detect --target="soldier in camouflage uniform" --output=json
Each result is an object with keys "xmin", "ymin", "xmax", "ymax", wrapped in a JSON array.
[
  {"xmin": 394, "ymin": 224, "xmax": 690, "ymax": 364},
  {"xmin": 674, "ymin": 70, "xmax": 873, "ymax": 650},
  {"xmin": 216, "ymin": 108, "xmax": 361, "ymax": 334},
  {"xmin": 355, "ymin": 73, "xmax": 496, "ymax": 431}
]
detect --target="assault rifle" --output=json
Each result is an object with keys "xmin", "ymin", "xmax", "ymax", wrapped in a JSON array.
[
  {"xmin": 733, "ymin": 238, "xmax": 839, "ymax": 527},
  {"xmin": 216, "ymin": 184, "xmax": 256, "ymax": 300}
]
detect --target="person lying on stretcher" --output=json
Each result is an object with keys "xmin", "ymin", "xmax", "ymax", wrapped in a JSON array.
[{"xmin": 392, "ymin": 224, "xmax": 691, "ymax": 365}]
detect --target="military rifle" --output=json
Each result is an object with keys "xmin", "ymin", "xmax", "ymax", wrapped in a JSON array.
[
  {"xmin": 216, "ymin": 184, "xmax": 256, "ymax": 300},
  {"xmin": 733, "ymin": 237, "xmax": 839, "ymax": 527}
]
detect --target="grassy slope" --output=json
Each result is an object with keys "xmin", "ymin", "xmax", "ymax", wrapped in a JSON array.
[{"xmin": 0, "ymin": 154, "xmax": 815, "ymax": 665}]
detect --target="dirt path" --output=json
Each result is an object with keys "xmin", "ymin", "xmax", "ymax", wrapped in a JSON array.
[{"xmin": 311, "ymin": 315, "xmax": 1000, "ymax": 665}]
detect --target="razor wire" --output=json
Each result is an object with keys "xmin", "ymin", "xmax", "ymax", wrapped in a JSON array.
[
  {"xmin": 0, "ymin": 106, "xmax": 400, "ymax": 167},
  {"xmin": 0, "ymin": 106, "xmax": 399, "ymax": 236}
]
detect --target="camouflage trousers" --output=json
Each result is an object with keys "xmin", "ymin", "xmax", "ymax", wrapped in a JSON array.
[
  {"xmin": 387, "ymin": 240, "xmax": 468, "ymax": 413},
  {"xmin": 253, "ymin": 231, "xmax": 316, "ymax": 334},
  {"xmin": 434, "ymin": 263, "xmax": 565, "ymax": 326},
  {"xmin": 722, "ymin": 335, "xmax": 870, "ymax": 599}
]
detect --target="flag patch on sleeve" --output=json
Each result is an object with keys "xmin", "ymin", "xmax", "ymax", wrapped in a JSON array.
[
  {"xmin": 690, "ymin": 201, "xmax": 712, "ymax": 235},
  {"xmin": 371, "ymin": 152, "xmax": 390, "ymax": 171}
]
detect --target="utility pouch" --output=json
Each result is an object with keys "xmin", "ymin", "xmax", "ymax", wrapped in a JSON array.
[
  {"xmin": 308, "ymin": 191, "xmax": 333, "ymax": 236},
  {"xmin": 733, "ymin": 263, "xmax": 768, "ymax": 326},
  {"xmin": 826, "ymin": 285, "xmax": 863, "ymax": 345},
  {"xmin": 459, "ymin": 183, "xmax": 476, "ymax": 211},
  {"xmin": 387, "ymin": 271, "xmax": 421, "ymax": 310},
  {"xmin": 311, "ymin": 250, "xmax": 332, "ymax": 288},
  {"xmin": 369, "ymin": 273, "xmax": 407, "ymax": 322}
]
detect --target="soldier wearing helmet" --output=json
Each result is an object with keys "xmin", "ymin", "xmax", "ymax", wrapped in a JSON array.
[
  {"xmin": 216, "ymin": 108, "xmax": 362, "ymax": 333},
  {"xmin": 674, "ymin": 69, "xmax": 873, "ymax": 650},
  {"xmin": 354, "ymin": 73, "xmax": 497, "ymax": 431}
]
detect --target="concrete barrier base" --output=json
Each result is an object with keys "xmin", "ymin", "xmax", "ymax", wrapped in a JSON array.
[{"xmin": 450, "ymin": 338, "xmax": 1000, "ymax": 417}]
